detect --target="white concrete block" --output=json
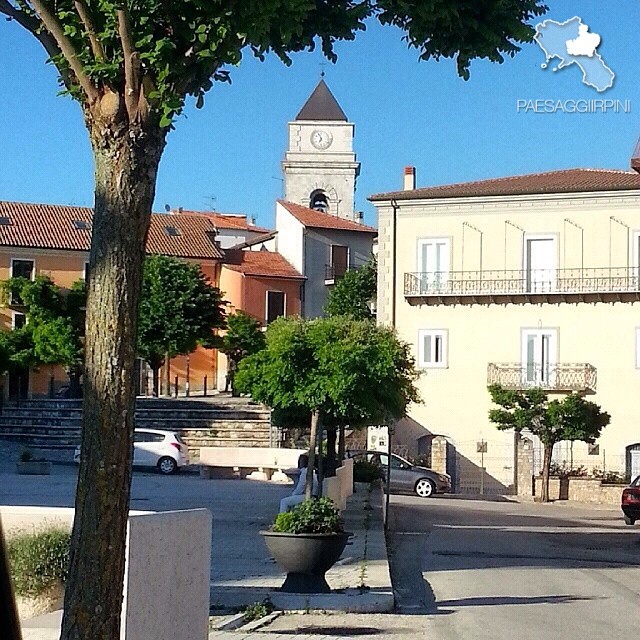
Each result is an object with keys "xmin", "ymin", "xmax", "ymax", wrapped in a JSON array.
[{"xmin": 121, "ymin": 509, "xmax": 212, "ymax": 640}]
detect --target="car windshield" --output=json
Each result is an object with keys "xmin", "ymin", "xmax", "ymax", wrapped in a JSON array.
[{"xmin": 632, "ymin": 475, "xmax": 640, "ymax": 487}]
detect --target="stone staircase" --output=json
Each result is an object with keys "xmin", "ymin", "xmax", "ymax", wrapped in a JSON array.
[{"xmin": 0, "ymin": 396, "xmax": 273, "ymax": 452}]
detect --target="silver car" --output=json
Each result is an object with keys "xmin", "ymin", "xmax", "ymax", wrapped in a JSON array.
[
  {"xmin": 74, "ymin": 428, "xmax": 190, "ymax": 475},
  {"xmin": 347, "ymin": 450, "xmax": 451, "ymax": 498}
]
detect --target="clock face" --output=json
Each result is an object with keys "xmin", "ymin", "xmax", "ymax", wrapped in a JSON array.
[{"xmin": 310, "ymin": 129, "xmax": 333, "ymax": 150}]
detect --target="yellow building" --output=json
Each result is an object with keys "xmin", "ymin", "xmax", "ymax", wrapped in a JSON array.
[{"xmin": 372, "ymin": 166, "xmax": 640, "ymax": 493}]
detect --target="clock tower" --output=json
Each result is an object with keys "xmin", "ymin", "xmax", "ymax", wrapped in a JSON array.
[{"xmin": 282, "ymin": 79, "xmax": 360, "ymax": 221}]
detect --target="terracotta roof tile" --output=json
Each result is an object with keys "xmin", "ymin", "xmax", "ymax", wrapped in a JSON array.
[
  {"xmin": 228, "ymin": 231, "xmax": 277, "ymax": 250},
  {"xmin": 223, "ymin": 250, "xmax": 304, "ymax": 279},
  {"xmin": 369, "ymin": 169, "xmax": 640, "ymax": 201},
  {"xmin": 175, "ymin": 210, "xmax": 271, "ymax": 234},
  {"xmin": 0, "ymin": 201, "xmax": 224, "ymax": 260},
  {"xmin": 277, "ymin": 200, "xmax": 377, "ymax": 233}
]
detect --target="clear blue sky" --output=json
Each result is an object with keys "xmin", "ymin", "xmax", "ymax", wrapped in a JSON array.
[{"xmin": 0, "ymin": 0, "xmax": 638, "ymax": 228}]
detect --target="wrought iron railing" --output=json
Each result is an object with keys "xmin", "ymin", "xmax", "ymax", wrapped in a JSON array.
[
  {"xmin": 325, "ymin": 263, "xmax": 353, "ymax": 281},
  {"xmin": 404, "ymin": 267, "xmax": 640, "ymax": 297},
  {"xmin": 487, "ymin": 363, "xmax": 597, "ymax": 393}
]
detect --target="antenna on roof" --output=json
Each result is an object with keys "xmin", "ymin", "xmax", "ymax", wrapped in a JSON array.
[
  {"xmin": 164, "ymin": 204, "xmax": 171, "ymax": 212},
  {"xmin": 319, "ymin": 60, "xmax": 326, "ymax": 78}
]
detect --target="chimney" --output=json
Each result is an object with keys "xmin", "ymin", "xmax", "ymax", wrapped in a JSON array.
[{"xmin": 403, "ymin": 166, "xmax": 416, "ymax": 190}]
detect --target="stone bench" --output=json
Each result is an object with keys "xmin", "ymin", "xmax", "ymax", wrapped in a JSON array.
[{"xmin": 198, "ymin": 447, "xmax": 307, "ymax": 482}]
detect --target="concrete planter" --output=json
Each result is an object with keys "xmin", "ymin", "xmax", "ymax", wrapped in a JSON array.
[
  {"xmin": 16, "ymin": 461, "xmax": 51, "ymax": 475},
  {"xmin": 260, "ymin": 530, "xmax": 350, "ymax": 593}
]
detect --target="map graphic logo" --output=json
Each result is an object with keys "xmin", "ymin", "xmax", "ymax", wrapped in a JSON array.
[{"xmin": 534, "ymin": 17, "xmax": 615, "ymax": 92}]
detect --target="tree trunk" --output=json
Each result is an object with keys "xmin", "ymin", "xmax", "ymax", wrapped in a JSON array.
[
  {"xmin": 540, "ymin": 442, "xmax": 554, "ymax": 503},
  {"xmin": 165, "ymin": 351, "xmax": 171, "ymax": 397},
  {"xmin": 338, "ymin": 424, "xmax": 346, "ymax": 463},
  {"xmin": 325, "ymin": 426, "xmax": 337, "ymax": 477},
  {"xmin": 60, "ymin": 120, "xmax": 165, "ymax": 640},
  {"xmin": 305, "ymin": 409, "xmax": 320, "ymax": 500},
  {"xmin": 152, "ymin": 364, "xmax": 160, "ymax": 397}
]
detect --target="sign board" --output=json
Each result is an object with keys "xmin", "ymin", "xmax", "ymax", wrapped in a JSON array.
[
  {"xmin": 368, "ymin": 426, "xmax": 388, "ymax": 452},
  {"xmin": 477, "ymin": 441, "xmax": 488, "ymax": 454}
]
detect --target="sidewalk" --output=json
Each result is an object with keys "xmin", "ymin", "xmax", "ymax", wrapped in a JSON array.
[
  {"xmin": 19, "ymin": 483, "xmax": 393, "ymax": 639},
  {"xmin": 209, "ymin": 483, "xmax": 394, "ymax": 613}
]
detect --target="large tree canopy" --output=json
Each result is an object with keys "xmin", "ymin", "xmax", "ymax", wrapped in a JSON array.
[
  {"xmin": 137, "ymin": 255, "xmax": 226, "ymax": 396},
  {"xmin": 1, "ymin": 276, "xmax": 86, "ymax": 395},
  {"xmin": 1, "ymin": 1, "xmax": 548, "ymax": 126},
  {"xmin": 235, "ymin": 316, "xmax": 420, "ymax": 496}
]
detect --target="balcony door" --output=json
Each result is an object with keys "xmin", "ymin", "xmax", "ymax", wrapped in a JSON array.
[
  {"xmin": 525, "ymin": 236, "xmax": 556, "ymax": 293},
  {"xmin": 521, "ymin": 329, "xmax": 557, "ymax": 387},
  {"xmin": 331, "ymin": 245, "xmax": 349, "ymax": 280},
  {"xmin": 418, "ymin": 238, "xmax": 450, "ymax": 293}
]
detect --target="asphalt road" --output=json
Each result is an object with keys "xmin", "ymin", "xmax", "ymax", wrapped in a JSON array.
[{"xmin": 386, "ymin": 494, "xmax": 640, "ymax": 639}]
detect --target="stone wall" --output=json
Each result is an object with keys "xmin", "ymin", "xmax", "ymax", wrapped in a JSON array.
[
  {"xmin": 533, "ymin": 477, "xmax": 625, "ymax": 505},
  {"xmin": 516, "ymin": 435, "xmax": 534, "ymax": 497}
]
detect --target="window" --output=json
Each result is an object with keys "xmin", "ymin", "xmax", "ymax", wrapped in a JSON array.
[
  {"xmin": 10, "ymin": 259, "xmax": 34, "ymax": 305},
  {"xmin": 0, "ymin": 216, "xmax": 12, "ymax": 226},
  {"xmin": 524, "ymin": 235, "xmax": 557, "ymax": 293},
  {"xmin": 11, "ymin": 259, "xmax": 34, "ymax": 280},
  {"xmin": 418, "ymin": 330, "xmax": 448, "ymax": 368},
  {"xmin": 73, "ymin": 220, "xmax": 90, "ymax": 230},
  {"xmin": 521, "ymin": 328, "xmax": 557, "ymax": 386},
  {"xmin": 417, "ymin": 238, "xmax": 450, "ymax": 293},
  {"xmin": 12, "ymin": 312, "xmax": 26, "ymax": 329},
  {"xmin": 331, "ymin": 245, "xmax": 349, "ymax": 279},
  {"xmin": 266, "ymin": 291, "xmax": 286, "ymax": 324},
  {"xmin": 164, "ymin": 225, "xmax": 181, "ymax": 237}
]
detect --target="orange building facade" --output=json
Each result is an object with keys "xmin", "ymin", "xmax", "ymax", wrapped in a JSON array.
[{"xmin": 0, "ymin": 201, "xmax": 228, "ymax": 399}]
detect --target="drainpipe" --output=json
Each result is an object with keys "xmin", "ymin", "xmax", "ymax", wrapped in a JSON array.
[{"xmin": 386, "ymin": 199, "xmax": 399, "ymax": 530}]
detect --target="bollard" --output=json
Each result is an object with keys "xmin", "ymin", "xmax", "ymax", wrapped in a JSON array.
[
  {"xmin": 203, "ymin": 376, "xmax": 207, "ymax": 397},
  {"xmin": 174, "ymin": 376, "xmax": 178, "ymax": 398}
]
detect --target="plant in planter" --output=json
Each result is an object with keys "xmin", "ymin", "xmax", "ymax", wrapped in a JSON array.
[
  {"xmin": 16, "ymin": 447, "xmax": 51, "ymax": 475},
  {"xmin": 260, "ymin": 498, "xmax": 350, "ymax": 593}
]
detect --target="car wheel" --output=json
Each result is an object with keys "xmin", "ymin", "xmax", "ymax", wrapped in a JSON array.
[
  {"xmin": 415, "ymin": 478, "xmax": 435, "ymax": 498},
  {"xmin": 624, "ymin": 514, "xmax": 636, "ymax": 526},
  {"xmin": 158, "ymin": 456, "xmax": 178, "ymax": 475}
]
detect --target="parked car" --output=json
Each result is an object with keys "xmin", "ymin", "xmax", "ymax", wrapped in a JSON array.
[
  {"xmin": 346, "ymin": 449, "xmax": 451, "ymax": 498},
  {"xmin": 621, "ymin": 475, "xmax": 640, "ymax": 525},
  {"xmin": 74, "ymin": 428, "xmax": 189, "ymax": 475}
]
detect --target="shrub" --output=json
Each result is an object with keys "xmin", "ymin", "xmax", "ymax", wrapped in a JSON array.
[
  {"xmin": 242, "ymin": 598, "xmax": 274, "ymax": 622},
  {"xmin": 19, "ymin": 448, "xmax": 34, "ymax": 463},
  {"xmin": 273, "ymin": 498, "xmax": 343, "ymax": 534},
  {"xmin": 548, "ymin": 462, "xmax": 588, "ymax": 478},
  {"xmin": 353, "ymin": 460, "xmax": 384, "ymax": 483},
  {"xmin": 8, "ymin": 529, "xmax": 70, "ymax": 597}
]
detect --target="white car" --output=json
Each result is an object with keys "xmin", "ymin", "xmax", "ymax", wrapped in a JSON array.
[{"xmin": 74, "ymin": 428, "xmax": 190, "ymax": 475}]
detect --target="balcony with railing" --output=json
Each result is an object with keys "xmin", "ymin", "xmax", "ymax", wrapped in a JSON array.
[
  {"xmin": 487, "ymin": 362, "xmax": 597, "ymax": 394},
  {"xmin": 404, "ymin": 267, "xmax": 640, "ymax": 305}
]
